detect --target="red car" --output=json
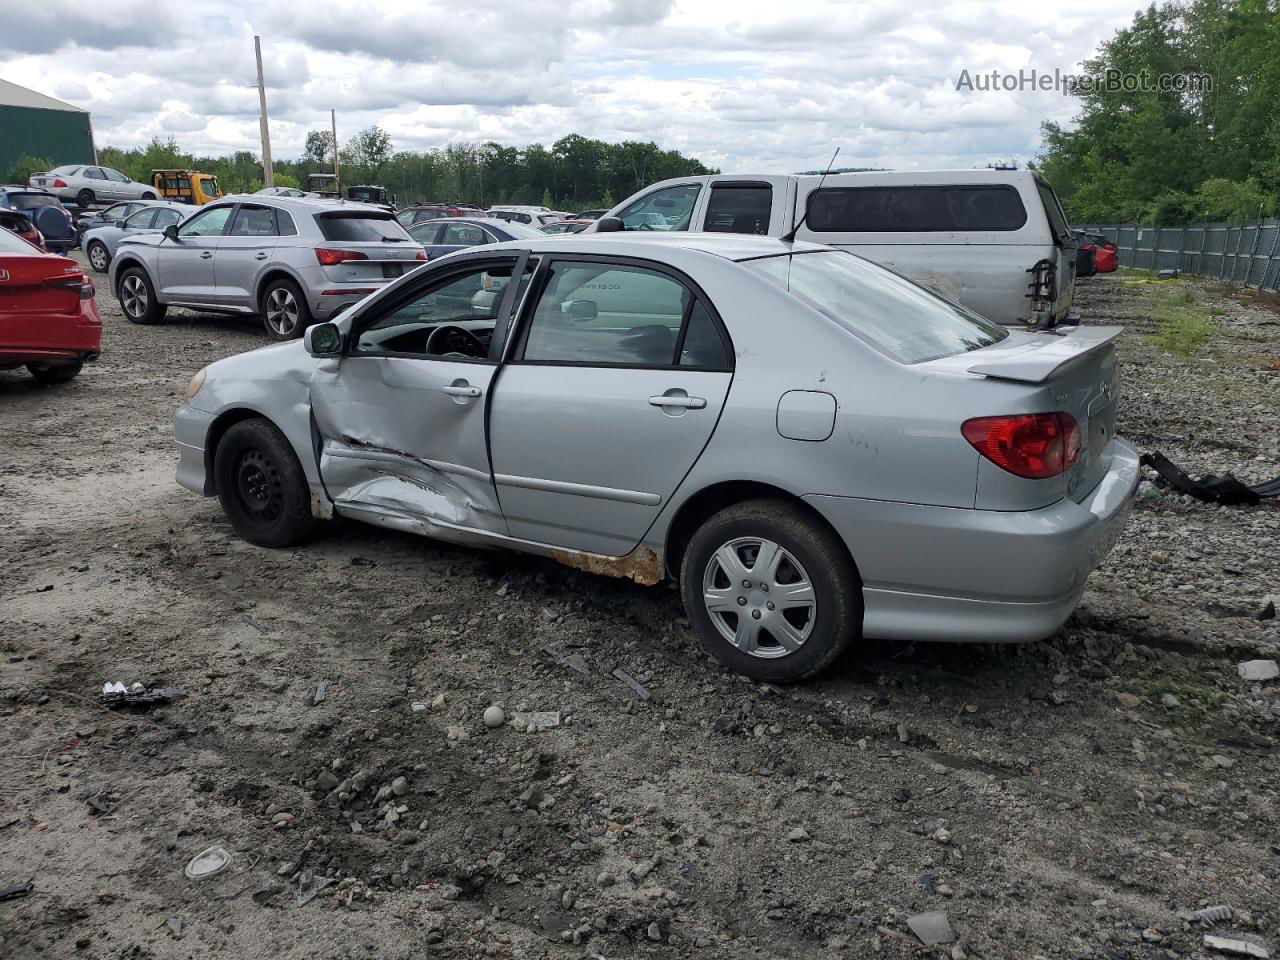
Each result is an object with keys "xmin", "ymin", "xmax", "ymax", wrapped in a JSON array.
[
  {"xmin": 0, "ymin": 209, "xmax": 44, "ymax": 251},
  {"xmin": 1082, "ymin": 231, "xmax": 1118, "ymax": 273},
  {"xmin": 0, "ymin": 228, "xmax": 101, "ymax": 385}
]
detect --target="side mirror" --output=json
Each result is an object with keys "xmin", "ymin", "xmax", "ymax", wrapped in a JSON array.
[
  {"xmin": 305, "ymin": 322, "xmax": 344, "ymax": 358},
  {"xmin": 562, "ymin": 299, "xmax": 598, "ymax": 323},
  {"xmin": 112, "ymin": 219, "xmax": 125, "ymax": 228},
  {"xmin": 163, "ymin": 224, "xmax": 179, "ymax": 241},
  {"xmin": 595, "ymin": 216, "xmax": 623, "ymax": 233}
]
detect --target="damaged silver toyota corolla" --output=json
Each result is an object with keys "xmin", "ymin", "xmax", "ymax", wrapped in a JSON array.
[{"xmin": 175, "ymin": 234, "xmax": 1139, "ymax": 682}]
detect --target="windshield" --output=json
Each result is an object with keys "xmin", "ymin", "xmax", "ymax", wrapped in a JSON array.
[
  {"xmin": 316, "ymin": 213, "xmax": 412, "ymax": 242},
  {"xmin": 744, "ymin": 251, "xmax": 1007, "ymax": 364}
]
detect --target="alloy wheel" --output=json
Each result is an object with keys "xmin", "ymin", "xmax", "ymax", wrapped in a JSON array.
[
  {"xmin": 88, "ymin": 244, "xmax": 108, "ymax": 271},
  {"xmin": 120, "ymin": 275, "xmax": 148, "ymax": 318},
  {"xmin": 265, "ymin": 287, "xmax": 299, "ymax": 336},
  {"xmin": 701, "ymin": 536, "xmax": 817, "ymax": 659}
]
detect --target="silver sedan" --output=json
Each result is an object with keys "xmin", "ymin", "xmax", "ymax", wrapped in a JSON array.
[
  {"xmin": 30, "ymin": 164, "xmax": 158, "ymax": 206},
  {"xmin": 173, "ymin": 234, "xmax": 1138, "ymax": 682}
]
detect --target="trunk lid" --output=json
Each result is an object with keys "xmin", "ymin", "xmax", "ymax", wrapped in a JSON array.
[
  {"xmin": 313, "ymin": 210, "xmax": 423, "ymax": 283},
  {"xmin": 960, "ymin": 327, "xmax": 1121, "ymax": 503},
  {"xmin": 0, "ymin": 251, "xmax": 85, "ymax": 318}
]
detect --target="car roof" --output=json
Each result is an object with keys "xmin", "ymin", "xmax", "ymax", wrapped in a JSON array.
[
  {"xmin": 213, "ymin": 195, "xmax": 386, "ymax": 213},
  {"xmin": 476, "ymin": 232, "xmax": 826, "ymax": 262}
]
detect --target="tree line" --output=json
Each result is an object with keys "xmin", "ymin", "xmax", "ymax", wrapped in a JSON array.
[
  {"xmin": 6, "ymin": 130, "xmax": 717, "ymax": 210},
  {"xmin": 1038, "ymin": 0, "xmax": 1280, "ymax": 225}
]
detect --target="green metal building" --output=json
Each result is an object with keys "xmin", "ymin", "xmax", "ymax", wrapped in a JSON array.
[{"xmin": 0, "ymin": 78, "xmax": 95, "ymax": 180}]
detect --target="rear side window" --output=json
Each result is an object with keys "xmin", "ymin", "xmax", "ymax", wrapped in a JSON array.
[
  {"xmin": 745, "ymin": 251, "xmax": 1007, "ymax": 364},
  {"xmin": 1035, "ymin": 180, "xmax": 1072, "ymax": 245},
  {"xmin": 705, "ymin": 183, "xmax": 771, "ymax": 235},
  {"xmin": 274, "ymin": 209, "xmax": 297, "ymax": 236},
  {"xmin": 806, "ymin": 185, "xmax": 1028, "ymax": 232},
  {"xmin": 316, "ymin": 213, "xmax": 412, "ymax": 242},
  {"xmin": 229, "ymin": 205, "xmax": 277, "ymax": 236}
]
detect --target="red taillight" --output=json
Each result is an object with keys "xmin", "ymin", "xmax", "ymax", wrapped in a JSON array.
[
  {"xmin": 415, "ymin": 250, "xmax": 428, "ymax": 261},
  {"xmin": 81, "ymin": 277, "xmax": 95, "ymax": 300},
  {"xmin": 53, "ymin": 178, "xmax": 67, "ymax": 188},
  {"xmin": 962, "ymin": 413, "xmax": 1081, "ymax": 480},
  {"xmin": 315, "ymin": 248, "xmax": 369, "ymax": 266},
  {"xmin": 43, "ymin": 273, "xmax": 94, "ymax": 299}
]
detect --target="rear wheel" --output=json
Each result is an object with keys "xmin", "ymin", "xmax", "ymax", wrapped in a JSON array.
[
  {"xmin": 76, "ymin": 189, "xmax": 94, "ymax": 207},
  {"xmin": 27, "ymin": 361, "xmax": 83, "ymax": 385},
  {"xmin": 680, "ymin": 499, "xmax": 861, "ymax": 682},
  {"xmin": 141, "ymin": 192, "xmax": 157, "ymax": 200},
  {"xmin": 261, "ymin": 278, "xmax": 312, "ymax": 341},
  {"xmin": 86, "ymin": 240, "xmax": 110, "ymax": 273},
  {"xmin": 118, "ymin": 267, "xmax": 166, "ymax": 325},
  {"xmin": 213, "ymin": 419, "xmax": 318, "ymax": 547}
]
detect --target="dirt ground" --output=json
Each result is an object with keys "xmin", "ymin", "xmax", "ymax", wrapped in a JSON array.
[{"xmin": 2, "ymin": 262, "xmax": 1278, "ymax": 960}]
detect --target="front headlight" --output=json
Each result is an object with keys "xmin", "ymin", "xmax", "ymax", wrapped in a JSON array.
[{"xmin": 184, "ymin": 367, "xmax": 207, "ymax": 399}]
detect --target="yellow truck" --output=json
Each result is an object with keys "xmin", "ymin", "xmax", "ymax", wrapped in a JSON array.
[{"xmin": 151, "ymin": 169, "xmax": 221, "ymax": 206}]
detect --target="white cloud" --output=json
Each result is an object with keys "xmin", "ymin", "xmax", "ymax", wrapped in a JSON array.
[{"xmin": 0, "ymin": 0, "xmax": 1135, "ymax": 171}]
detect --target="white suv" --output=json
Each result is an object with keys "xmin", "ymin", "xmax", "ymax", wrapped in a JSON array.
[{"xmin": 487, "ymin": 205, "xmax": 559, "ymax": 226}]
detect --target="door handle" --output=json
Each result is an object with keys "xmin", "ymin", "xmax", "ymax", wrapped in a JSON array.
[
  {"xmin": 649, "ymin": 394, "xmax": 706, "ymax": 410},
  {"xmin": 441, "ymin": 384, "xmax": 482, "ymax": 398},
  {"xmin": 254, "ymin": 252, "xmax": 268, "ymax": 260},
  {"xmin": 199, "ymin": 251, "xmax": 213, "ymax": 259}
]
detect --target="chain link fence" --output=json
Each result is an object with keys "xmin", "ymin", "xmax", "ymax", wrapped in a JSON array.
[{"xmin": 1081, "ymin": 218, "xmax": 1280, "ymax": 293}]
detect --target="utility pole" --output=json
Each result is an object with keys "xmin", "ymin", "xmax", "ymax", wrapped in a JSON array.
[
  {"xmin": 254, "ymin": 36, "xmax": 274, "ymax": 187},
  {"xmin": 331, "ymin": 109, "xmax": 341, "ymax": 193}
]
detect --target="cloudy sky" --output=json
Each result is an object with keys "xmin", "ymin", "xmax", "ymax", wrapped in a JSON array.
[{"xmin": 0, "ymin": 0, "xmax": 1138, "ymax": 172}]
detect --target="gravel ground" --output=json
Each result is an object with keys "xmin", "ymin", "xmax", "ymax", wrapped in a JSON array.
[{"xmin": 1, "ymin": 263, "xmax": 1278, "ymax": 960}]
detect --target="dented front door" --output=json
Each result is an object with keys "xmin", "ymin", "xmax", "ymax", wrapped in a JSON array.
[{"xmin": 309, "ymin": 256, "xmax": 524, "ymax": 536}]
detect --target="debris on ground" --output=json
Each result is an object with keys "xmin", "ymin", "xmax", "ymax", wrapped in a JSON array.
[
  {"xmin": 1204, "ymin": 934, "xmax": 1270, "ymax": 958},
  {"xmin": 1187, "ymin": 905, "xmax": 1234, "ymax": 927},
  {"xmin": 545, "ymin": 646, "xmax": 591, "ymax": 675},
  {"xmin": 0, "ymin": 882, "xmax": 33, "ymax": 902},
  {"xmin": 98, "ymin": 682, "xmax": 186, "ymax": 709},
  {"xmin": 165, "ymin": 916, "xmax": 183, "ymax": 938},
  {"xmin": 1238, "ymin": 660, "xmax": 1279, "ymax": 681},
  {"xmin": 312, "ymin": 681, "xmax": 327, "ymax": 706},
  {"xmin": 184, "ymin": 847, "xmax": 232, "ymax": 880},
  {"xmin": 907, "ymin": 910, "xmax": 956, "ymax": 945},
  {"xmin": 611, "ymin": 667, "xmax": 652, "ymax": 700},
  {"xmin": 509, "ymin": 711, "xmax": 560, "ymax": 732},
  {"xmin": 85, "ymin": 793, "xmax": 114, "ymax": 816},
  {"xmin": 483, "ymin": 705, "xmax": 506, "ymax": 728}
]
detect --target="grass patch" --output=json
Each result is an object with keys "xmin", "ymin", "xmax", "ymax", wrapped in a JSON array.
[{"xmin": 1153, "ymin": 308, "xmax": 1218, "ymax": 356}]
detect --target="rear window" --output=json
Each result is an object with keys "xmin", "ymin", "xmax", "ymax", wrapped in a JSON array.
[
  {"xmin": 315, "ymin": 213, "xmax": 412, "ymax": 242},
  {"xmin": 745, "ymin": 251, "xmax": 1007, "ymax": 364},
  {"xmin": 705, "ymin": 182, "xmax": 772, "ymax": 234},
  {"xmin": 9, "ymin": 193, "xmax": 61, "ymax": 211},
  {"xmin": 806, "ymin": 185, "xmax": 1028, "ymax": 232},
  {"xmin": 0, "ymin": 225, "xmax": 39, "ymax": 252}
]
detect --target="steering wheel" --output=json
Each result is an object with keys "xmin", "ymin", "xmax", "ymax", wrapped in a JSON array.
[
  {"xmin": 636, "ymin": 222, "xmax": 655, "ymax": 231},
  {"xmin": 425, "ymin": 324, "xmax": 487, "ymax": 358}
]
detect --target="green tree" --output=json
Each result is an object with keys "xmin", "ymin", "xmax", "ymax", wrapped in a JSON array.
[{"xmin": 6, "ymin": 154, "xmax": 53, "ymax": 184}]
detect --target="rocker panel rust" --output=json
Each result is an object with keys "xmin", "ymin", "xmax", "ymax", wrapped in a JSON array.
[{"xmin": 549, "ymin": 544, "xmax": 664, "ymax": 585}]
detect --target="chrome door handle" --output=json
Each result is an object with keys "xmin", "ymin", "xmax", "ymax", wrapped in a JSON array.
[
  {"xmin": 255, "ymin": 252, "xmax": 268, "ymax": 260},
  {"xmin": 441, "ymin": 385, "xmax": 482, "ymax": 398},
  {"xmin": 649, "ymin": 394, "xmax": 706, "ymax": 410},
  {"xmin": 199, "ymin": 251, "xmax": 213, "ymax": 259}
]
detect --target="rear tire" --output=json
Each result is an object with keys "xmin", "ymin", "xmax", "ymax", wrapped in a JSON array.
[
  {"xmin": 141, "ymin": 192, "xmax": 158, "ymax": 200},
  {"xmin": 213, "ymin": 418, "xmax": 318, "ymax": 548},
  {"xmin": 261, "ymin": 278, "xmax": 313, "ymax": 341},
  {"xmin": 86, "ymin": 240, "xmax": 110, "ymax": 273},
  {"xmin": 680, "ymin": 499, "xmax": 861, "ymax": 682},
  {"xmin": 76, "ymin": 189, "xmax": 94, "ymax": 207},
  {"xmin": 27, "ymin": 361, "xmax": 83, "ymax": 385},
  {"xmin": 118, "ymin": 267, "xmax": 167, "ymax": 325}
]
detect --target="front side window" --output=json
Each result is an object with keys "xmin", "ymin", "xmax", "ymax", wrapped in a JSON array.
[
  {"xmin": 806, "ymin": 185, "xmax": 1028, "ymax": 233},
  {"xmin": 228, "ymin": 205, "xmax": 278, "ymax": 237},
  {"xmin": 441, "ymin": 222, "xmax": 491, "ymax": 246},
  {"xmin": 522, "ymin": 261, "xmax": 694, "ymax": 366},
  {"xmin": 153, "ymin": 209, "xmax": 183, "ymax": 228},
  {"xmin": 354, "ymin": 260, "xmax": 517, "ymax": 358},
  {"xmin": 705, "ymin": 183, "xmax": 772, "ymax": 235},
  {"xmin": 615, "ymin": 184, "xmax": 699, "ymax": 232},
  {"xmin": 125, "ymin": 209, "xmax": 157, "ymax": 229},
  {"xmin": 746, "ymin": 251, "xmax": 1007, "ymax": 364},
  {"xmin": 178, "ymin": 205, "xmax": 234, "ymax": 237}
]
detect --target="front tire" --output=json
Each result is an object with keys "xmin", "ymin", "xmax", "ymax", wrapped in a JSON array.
[
  {"xmin": 214, "ymin": 419, "xmax": 318, "ymax": 548},
  {"xmin": 118, "ymin": 267, "xmax": 167, "ymax": 325},
  {"xmin": 27, "ymin": 361, "xmax": 83, "ymax": 385},
  {"xmin": 261, "ymin": 278, "xmax": 312, "ymax": 341},
  {"xmin": 87, "ymin": 240, "xmax": 110, "ymax": 273},
  {"xmin": 680, "ymin": 499, "xmax": 861, "ymax": 682}
]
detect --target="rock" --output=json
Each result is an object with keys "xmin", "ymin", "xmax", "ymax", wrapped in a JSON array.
[
  {"xmin": 897, "ymin": 724, "xmax": 910, "ymax": 744},
  {"xmin": 1257, "ymin": 597, "xmax": 1276, "ymax": 621},
  {"xmin": 907, "ymin": 910, "xmax": 955, "ymax": 945},
  {"xmin": 1162, "ymin": 693, "xmax": 1181, "ymax": 708},
  {"xmin": 787, "ymin": 827, "xmax": 810, "ymax": 843},
  {"xmin": 315, "ymin": 771, "xmax": 340, "ymax": 793},
  {"xmin": 519, "ymin": 785, "xmax": 544, "ymax": 809},
  {"xmin": 483, "ymin": 706, "xmax": 506, "ymax": 728},
  {"xmin": 1113, "ymin": 692, "xmax": 1142, "ymax": 708},
  {"xmin": 1238, "ymin": 660, "xmax": 1279, "ymax": 682},
  {"xmin": 646, "ymin": 922, "xmax": 663, "ymax": 942},
  {"xmin": 1203, "ymin": 934, "xmax": 1269, "ymax": 958},
  {"xmin": 391, "ymin": 776, "xmax": 408, "ymax": 797},
  {"xmin": 561, "ymin": 890, "xmax": 575, "ymax": 910},
  {"xmin": 596, "ymin": 872, "xmax": 616, "ymax": 888},
  {"xmin": 430, "ymin": 692, "xmax": 447, "ymax": 710}
]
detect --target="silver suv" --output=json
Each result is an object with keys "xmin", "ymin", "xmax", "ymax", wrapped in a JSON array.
[{"xmin": 107, "ymin": 196, "xmax": 426, "ymax": 340}]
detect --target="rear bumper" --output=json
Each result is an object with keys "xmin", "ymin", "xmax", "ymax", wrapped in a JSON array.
[
  {"xmin": 805, "ymin": 438, "xmax": 1140, "ymax": 642},
  {"xmin": 0, "ymin": 299, "xmax": 101, "ymax": 366}
]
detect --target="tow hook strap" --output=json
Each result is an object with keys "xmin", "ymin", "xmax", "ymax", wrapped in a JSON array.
[{"xmin": 1140, "ymin": 451, "xmax": 1280, "ymax": 505}]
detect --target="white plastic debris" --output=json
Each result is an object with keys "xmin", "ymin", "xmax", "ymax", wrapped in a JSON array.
[
  {"xmin": 1237, "ymin": 660, "xmax": 1279, "ymax": 682},
  {"xmin": 1204, "ymin": 934, "xmax": 1269, "ymax": 958},
  {"xmin": 510, "ymin": 711, "xmax": 560, "ymax": 732},
  {"xmin": 907, "ymin": 910, "xmax": 955, "ymax": 945},
  {"xmin": 185, "ymin": 846, "xmax": 232, "ymax": 880}
]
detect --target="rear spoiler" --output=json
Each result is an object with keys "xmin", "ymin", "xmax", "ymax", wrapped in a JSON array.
[{"xmin": 968, "ymin": 326, "xmax": 1123, "ymax": 384}]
